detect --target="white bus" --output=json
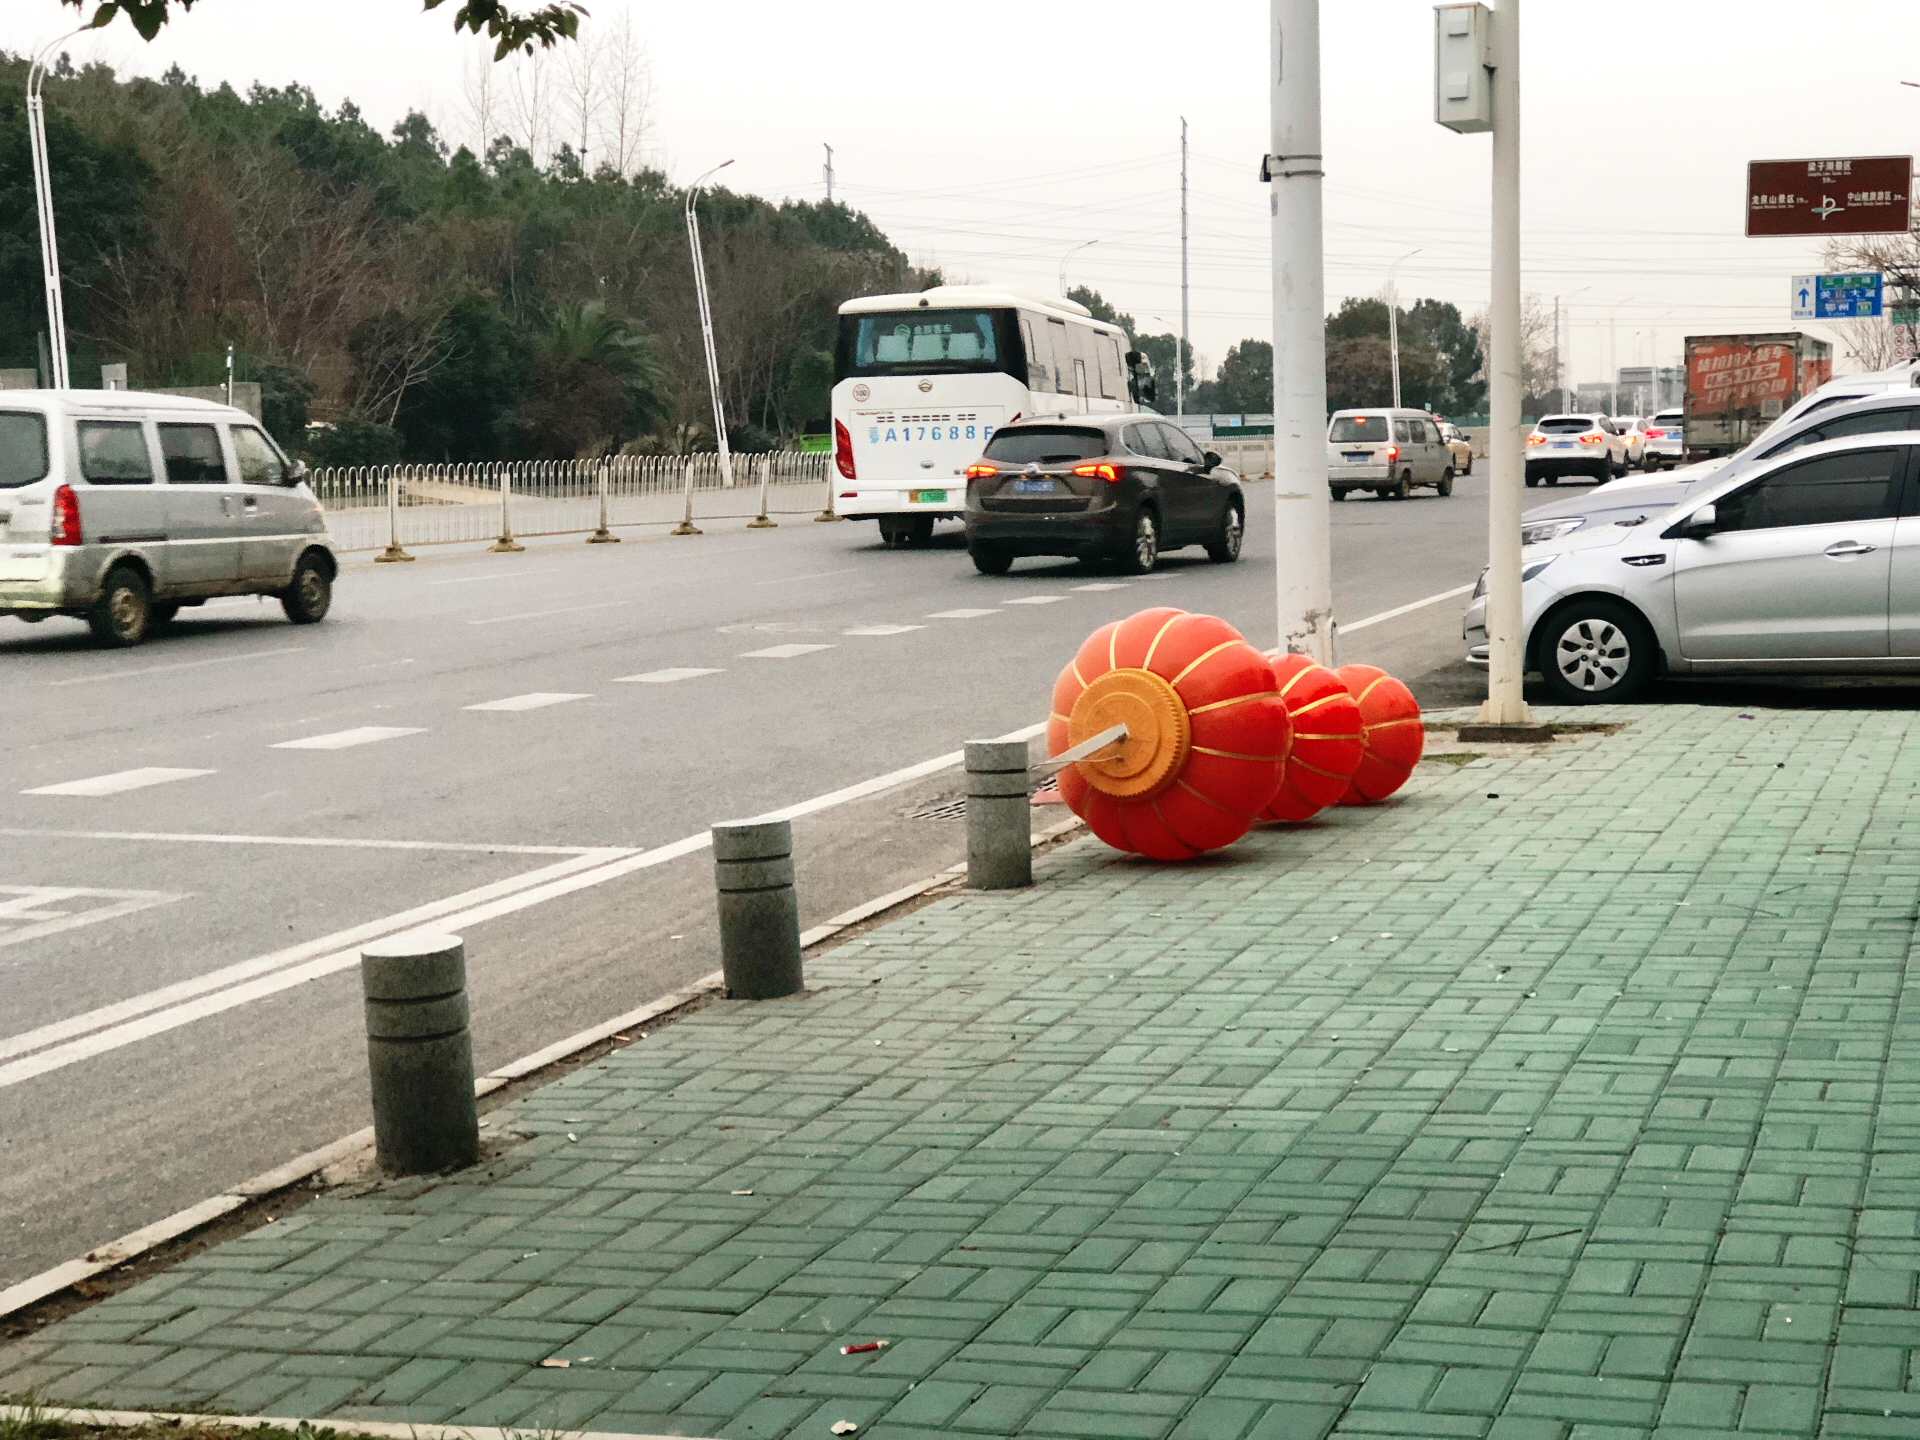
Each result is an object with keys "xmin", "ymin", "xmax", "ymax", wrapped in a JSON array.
[{"xmin": 831, "ymin": 285, "xmax": 1145, "ymax": 546}]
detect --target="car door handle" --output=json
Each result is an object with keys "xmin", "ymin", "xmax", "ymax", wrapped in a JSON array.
[
  {"xmin": 1824, "ymin": 541, "xmax": 1876, "ymax": 557},
  {"xmin": 218, "ymin": 495, "xmax": 233, "ymax": 516}
]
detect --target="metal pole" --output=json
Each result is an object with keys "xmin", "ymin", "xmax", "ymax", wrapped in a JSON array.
[
  {"xmin": 1179, "ymin": 117, "xmax": 1189, "ymax": 419},
  {"xmin": 27, "ymin": 30, "xmax": 85, "ymax": 391},
  {"xmin": 359, "ymin": 933, "xmax": 480, "ymax": 1176},
  {"xmin": 376, "ymin": 465, "xmax": 413, "ymax": 562},
  {"xmin": 814, "ymin": 450, "xmax": 842, "ymax": 522},
  {"xmin": 711, "ymin": 819, "xmax": 803, "ymax": 999},
  {"xmin": 1059, "ymin": 238, "xmax": 1099, "ymax": 297},
  {"xmin": 1478, "ymin": 0, "xmax": 1531, "ymax": 726},
  {"xmin": 686, "ymin": 162, "xmax": 737, "ymax": 491},
  {"xmin": 587, "ymin": 457, "xmax": 619, "ymax": 542},
  {"xmin": 225, "ymin": 344, "xmax": 234, "ymax": 407},
  {"xmin": 1553, "ymin": 297, "xmax": 1563, "ymax": 413},
  {"xmin": 490, "ymin": 461, "xmax": 523, "ymax": 552},
  {"xmin": 965, "ymin": 740, "xmax": 1032, "ymax": 889},
  {"xmin": 1267, "ymin": 0, "xmax": 1334, "ymax": 664},
  {"xmin": 1386, "ymin": 249, "xmax": 1420, "ymax": 410},
  {"xmin": 672, "ymin": 456, "xmax": 702, "ymax": 535},
  {"xmin": 823, "ymin": 143, "xmax": 834, "ymax": 202},
  {"xmin": 748, "ymin": 451, "xmax": 776, "ymax": 528}
]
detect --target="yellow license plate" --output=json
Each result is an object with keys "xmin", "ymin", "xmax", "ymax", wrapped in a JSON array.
[{"xmin": 909, "ymin": 489, "xmax": 948, "ymax": 504}]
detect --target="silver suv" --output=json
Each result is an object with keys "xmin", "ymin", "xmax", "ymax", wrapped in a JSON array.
[{"xmin": 0, "ymin": 391, "xmax": 335, "ymax": 647}]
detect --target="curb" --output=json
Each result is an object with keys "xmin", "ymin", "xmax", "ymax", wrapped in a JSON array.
[
  {"xmin": 0, "ymin": 813, "xmax": 1086, "ymax": 1326},
  {"xmin": 0, "ymin": 1404, "xmax": 716, "ymax": 1440}
]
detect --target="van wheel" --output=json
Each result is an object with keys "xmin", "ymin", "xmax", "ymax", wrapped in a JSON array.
[
  {"xmin": 88, "ymin": 565, "xmax": 152, "ymax": 648},
  {"xmin": 1331, "ymin": 487, "xmax": 1347, "ymax": 501},
  {"xmin": 1437, "ymin": 469, "xmax": 1454, "ymax": 498},
  {"xmin": 970, "ymin": 545, "xmax": 1013, "ymax": 576},
  {"xmin": 1391, "ymin": 473, "xmax": 1411, "ymax": 500},
  {"xmin": 282, "ymin": 554, "xmax": 332, "ymax": 624},
  {"xmin": 1525, "ymin": 474, "xmax": 1539, "ymax": 488}
]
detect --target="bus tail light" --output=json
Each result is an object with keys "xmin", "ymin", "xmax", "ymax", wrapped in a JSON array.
[
  {"xmin": 1072, "ymin": 463, "xmax": 1124, "ymax": 482},
  {"xmin": 51, "ymin": 484, "xmax": 81, "ymax": 546},
  {"xmin": 833, "ymin": 420, "xmax": 856, "ymax": 480}
]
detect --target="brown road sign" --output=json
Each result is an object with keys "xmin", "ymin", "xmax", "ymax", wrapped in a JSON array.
[{"xmin": 1747, "ymin": 156, "xmax": 1912, "ymax": 237}]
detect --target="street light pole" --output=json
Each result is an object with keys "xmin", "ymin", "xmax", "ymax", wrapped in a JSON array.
[
  {"xmin": 1059, "ymin": 238, "xmax": 1099, "ymax": 297},
  {"xmin": 1607, "ymin": 295, "xmax": 1634, "ymax": 416},
  {"xmin": 1180, "ymin": 117, "xmax": 1190, "ymax": 418},
  {"xmin": 686, "ymin": 160, "xmax": 736, "ymax": 492},
  {"xmin": 28, "ymin": 28, "xmax": 86, "ymax": 391},
  {"xmin": 1387, "ymin": 247, "xmax": 1421, "ymax": 409},
  {"xmin": 1266, "ymin": 0, "xmax": 1334, "ymax": 663}
]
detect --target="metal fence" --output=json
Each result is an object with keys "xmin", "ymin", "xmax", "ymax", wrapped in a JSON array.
[{"xmin": 311, "ymin": 451, "xmax": 834, "ymax": 553}]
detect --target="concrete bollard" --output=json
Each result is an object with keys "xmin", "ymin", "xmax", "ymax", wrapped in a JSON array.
[
  {"xmin": 712, "ymin": 819, "xmax": 804, "ymax": 999},
  {"xmin": 966, "ymin": 739, "xmax": 1033, "ymax": 890},
  {"xmin": 360, "ymin": 932, "xmax": 480, "ymax": 1175}
]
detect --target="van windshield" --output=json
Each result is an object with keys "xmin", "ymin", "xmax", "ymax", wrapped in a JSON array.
[
  {"xmin": 0, "ymin": 412, "xmax": 49, "ymax": 488},
  {"xmin": 1329, "ymin": 415, "xmax": 1388, "ymax": 442},
  {"xmin": 982, "ymin": 427, "xmax": 1107, "ymax": 464}
]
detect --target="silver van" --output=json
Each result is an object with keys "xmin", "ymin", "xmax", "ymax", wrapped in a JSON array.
[
  {"xmin": 1327, "ymin": 407, "xmax": 1455, "ymax": 500},
  {"xmin": 0, "ymin": 391, "xmax": 335, "ymax": 647}
]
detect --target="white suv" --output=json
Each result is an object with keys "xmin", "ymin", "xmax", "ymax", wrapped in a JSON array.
[
  {"xmin": 1641, "ymin": 409, "xmax": 1685, "ymax": 469},
  {"xmin": 1525, "ymin": 414, "xmax": 1630, "ymax": 486}
]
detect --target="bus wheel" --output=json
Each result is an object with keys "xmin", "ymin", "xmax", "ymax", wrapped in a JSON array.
[{"xmin": 879, "ymin": 517, "xmax": 910, "ymax": 548}]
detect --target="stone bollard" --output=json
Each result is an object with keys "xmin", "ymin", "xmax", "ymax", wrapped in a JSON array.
[
  {"xmin": 712, "ymin": 819, "xmax": 804, "ymax": 999},
  {"xmin": 966, "ymin": 739, "xmax": 1033, "ymax": 890},
  {"xmin": 360, "ymin": 933, "xmax": 480, "ymax": 1175}
]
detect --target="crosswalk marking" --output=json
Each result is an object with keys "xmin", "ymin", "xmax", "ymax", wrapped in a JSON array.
[
  {"xmin": 1003, "ymin": 596, "xmax": 1069, "ymax": 605},
  {"xmin": 613, "ymin": 668, "xmax": 723, "ymax": 684},
  {"xmin": 464, "ymin": 693, "xmax": 593, "ymax": 712},
  {"xmin": 272, "ymin": 727, "xmax": 427, "ymax": 751},
  {"xmin": 23, "ymin": 768, "xmax": 214, "ymax": 798},
  {"xmin": 740, "ymin": 643, "xmax": 834, "ymax": 659},
  {"xmin": 926, "ymin": 608, "xmax": 999, "ymax": 619},
  {"xmin": 843, "ymin": 624, "xmax": 925, "ymax": 636}
]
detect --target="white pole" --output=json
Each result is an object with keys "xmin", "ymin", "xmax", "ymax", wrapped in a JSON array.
[
  {"xmin": 490, "ymin": 461, "xmax": 523, "ymax": 552},
  {"xmin": 686, "ymin": 161, "xmax": 736, "ymax": 492},
  {"xmin": 823, "ymin": 143, "xmax": 834, "ymax": 202},
  {"xmin": 1387, "ymin": 248, "xmax": 1420, "ymax": 410},
  {"xmin": 27, "ymin": 30, "xmax": 85, "ymax": 391},
  {"xmin": 588, "ymin": 457, "xmax": 619, "ymax": 542},
  {"xmin": 1179, "ymin": 117, "xmax": 1189, "ymax": 419},
  {"xmin": 749, "ymin": 450, "xmax": 776, "ymax": 528},
  {"xmin": 672, "ymin": 455, "xmax": 702, "ymax": 536},
  {"xmin": 1059, "ymin": 238, "xmax": 1098, "ymax": 297},
  {"xmin": 1553, "ymin": 297, "xmax": 1562, "ymax": 413},
  {"xmin": 376, "ymin": 465, "xmax": 414, "ymax": 562},
  {"xmin": 1478, "ymin": 0, "xmax": 1530, "ymax": 725},
  {"xmin": 1268, "ymin": 0, "xmax": 1334, "ymax": 663}
]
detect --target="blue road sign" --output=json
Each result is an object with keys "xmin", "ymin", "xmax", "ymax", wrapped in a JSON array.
[{"xmin": 1816, "ymin": 272, "xmax": 1883, "ymax": 318}]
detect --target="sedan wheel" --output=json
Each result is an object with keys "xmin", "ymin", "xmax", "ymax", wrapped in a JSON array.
[
  {"xmin": 1538, "ymin": 599, "xmax": 1654, "ymax": 704},
  {"xmin": 1121, "ymin": 508, "xmax": 1160, "ymax": 574},
  {"xmin": 1205, "ymin": 503, "xmax": 1243, "ymax": 563}
]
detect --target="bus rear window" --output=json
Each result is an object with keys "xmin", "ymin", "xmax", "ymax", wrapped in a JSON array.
[
  {"xmin": 0, "ymin": 411, "xmax": 49, "ymax": 488},
  {"xmin": 841, "ymin": 309, "xmax": 1002, "ymax": 375},
  {"xmin": 983, "ymin": 426, "xmax": 1107, "ymax": 464},
  {"xmin": 1329, "ymin": 415, "xmax": 1388, "ymax": 442}
]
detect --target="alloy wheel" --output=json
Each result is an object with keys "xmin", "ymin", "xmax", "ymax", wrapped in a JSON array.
[{"xmin": 1134, "ymin": 512, "xmax": 1158, "ymax": 570}]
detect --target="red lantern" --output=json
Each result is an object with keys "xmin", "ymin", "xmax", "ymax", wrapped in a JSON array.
[
  {"xmin": 1335, "ymin": 664, "xmax": 1423, "ymax": 804},
  {"xmin": 1049, "ymin": 609, "xmax": 1291, "ymax": 860},
  {"xmin": 1259, "ymin": 653, "xmax": 1365, "ymax": 822}
]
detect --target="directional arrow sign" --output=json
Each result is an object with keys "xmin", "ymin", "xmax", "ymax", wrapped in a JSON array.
[{"xmin": 1792, "ymin": 275, "xmax": 1816, "ymax": 320}]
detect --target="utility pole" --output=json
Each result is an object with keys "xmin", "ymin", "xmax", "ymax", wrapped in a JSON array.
[
  {"xmin": 1552, "ymin": 297, "xmax": 1562, "ymax": 413},
  {"xmin": 1388, "ymin": 247, "xmax": 1420, "ymax": 409},
  {"xmin": 822, "ymin": 144, "xmax": 834, "ymax": 203},
  {"xmin": 1179, "ymin": 117, "xmax": 1189, "ymax": 418},
  {"xmin": 1265, "ymin": 0, "xmax": 1334, "ymax": 663},
  {"xmin": 28, "ymin": 29, "xmax": 85, "ymax": 391}
]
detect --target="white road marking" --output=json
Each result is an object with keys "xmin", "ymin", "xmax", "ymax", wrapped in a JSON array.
[
  {"xmin": 46, "ymin": 647, "xmax": 307, "ymax": 688},
  {"xmin": 926, "ymin": 608, "xmax": 999, "ymax": 619},
  {"xmin": 428, "ymin": 568, "xmax": 562, "ymax": 585},
  {"xmin": 23, "ymin": 768, "xmax": 214, "ymax": 798},
  {"xmin": 0, "ymin": 886, "xmax": 186, "ymax": 951},
  {"xmin": 613, "ymin": 667, "xmax": 723, "ymax": 684},
  {"xmin": 1071, "ymin": 583, "xmax": 1129, "ymax": 592},
  {"xmin": 272, "ymin": 727, "xmax": 427, "ymax": 750},
  {"xmin": 754, "ymin": 568, "xmax": 861, "ymax": 586},
  {"xmin": 740, "ymin": 643, "xmax": 834, "ymax": 659},
  {"xmin": 1003, "ymin": 596, "xmax": 1069, "ymax": 605},
  {"xmin": 468, "ymin": 600, "xmax": 632, "ymax": 625},
  {"xmin": 1341, "ymin": 583, "xmax": 1476, "ymax": 635},
  {"xmin": 0, "ymin": 727, "xmax": 1058, "ymax": 1087},
  {"xmin": 464, "ymin": 692, "xmax": 592, "ymax": 712},
  {"xmin": 843, "ymin": 624, "xmax": 924, "ymax": 637},
  {"xmin": 0, "ymin": 828, "xmax": 602, "ymax": 856}
]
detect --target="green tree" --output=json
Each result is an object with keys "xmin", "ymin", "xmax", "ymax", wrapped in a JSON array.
[
  {"xmin": 1214, "ymin": 340, "xmax": 1272, "ymax": 413},
  {"xmin": 393, "ymin": 295, "xmax": 522, "ymax": 461},
  {"xmin": 62, "ymin": 0, "xmax": 585, "ymax": 58},
  {"xmin": 1065, "ymin": 286, "xmax": 1136, "ymax": 339},
  {"xmin": 512, "ymin": 301, "xmax": 660, "ymax": 457}
]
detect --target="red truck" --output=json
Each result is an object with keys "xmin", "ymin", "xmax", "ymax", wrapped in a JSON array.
[{"xmin": 1683, "ymin": 332, "xmax": 1833, "ymax": 461}]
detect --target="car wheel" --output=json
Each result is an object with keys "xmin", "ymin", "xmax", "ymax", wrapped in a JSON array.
[
  {"xmin": 281, "ymin": 553, "xmax": 333, "ymax": 624},
  {"xmin": 88, "ymin": 564, "xmax": 151, "ymax": 648},
  {"xmin": 150, "ymin": 601, "xmax": 181, "ymax": 627},
  {"xmin": 1525, "ymin": 474, "xmax": 1539, "ymax": 488},
  {"xmin": 970, "ymin": 544, "xmax": 1013, "ymax": 576},
  {"xmin": 1205, "ymin": 502, "xmax": 1243, "ymax": 563},
  {"xmin": 1391, "ymin": 472, "xmax": 1411, "ymax": 500},
  {"xmin": 1437, "ymin": 468, "xmax": 1454, "ymax": 498},
  {"xmin": 1120, "ymin": 508, "xmax": 1160, "ymax": 574},
  {"xmin": 1463, "ymin": 454, "xmax": 1474, "ymax": 475},
  {"xmin": 1545, "ymin": 474, "xmax": 1559, "ymax": 486},
  {"xmin": 1331, "ymin": 486, "xmax": 1348, "ymax": 501},
  {"xmin": 1536, "ymin": 598, "xmax": 1655, "ymax": 704}
]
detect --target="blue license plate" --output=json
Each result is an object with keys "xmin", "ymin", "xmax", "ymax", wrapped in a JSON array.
[
  {"xmin": 1553, "ymin": 441, "xmax": 1575, "ymax": 449},
  {"xmin": 1343, "ymin": 452, "xmax": 1371, "ymax": 463},
  {"xmin": 1012, "ymin": 479, "xmax": 1055, "ymax": 494}
]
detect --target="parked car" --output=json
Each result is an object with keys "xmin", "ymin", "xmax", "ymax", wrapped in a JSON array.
[
  {"xmin": 1525, "ymin": 414, "xmax": 1630, "ymax": 486},
  {"xmin": 1437, "ymin": 419, "xmax": 1474, "ymax": 475},
  {"xmin": 1611, "ymin": 417, "xmax": 1648, "ymax": 468},
  {"xmin": 1641, "ymin": 408, "xmax": 1685, "ymax": 469},
  {"xmin": 1465, "ymin": 432, "xmax": 1920, "ymax": 703},
  {"xmin": 1326, "ymin": 408, "xmax": 1455, "ymax": 500},
  {"xmin": 1517, "ymin": 389, "xmax": 1920, "ymax": 547},
  {"xmin": 963, "ymin": 413, "xmax": 1244, "ymax": 575},
  {"xmin": 0, "ymin": 390, "xmax": 334, "ymax": 647}
]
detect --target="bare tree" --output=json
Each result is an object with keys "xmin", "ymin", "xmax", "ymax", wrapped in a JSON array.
[
  {"xmin": 1822, "ymin": 230, "xmax": 1920, "ymax": 370},
  {"xmin": 1469, "ymin": 293, "xmax": 1558, "ymax": 409},
  {"xmin": 557, "ymin": 26, "xmax": 601, "ymax": 167},
  {"xmin": 463, "ymin": 43, "xmax": 499, "ymax": 159},
  {"xmin": 504, "ymin": 47, "xmax": 555, "ymax": 166},
  {"xmin": 602, "ymin": 11, "xmax": 652, "ymax": 176}
]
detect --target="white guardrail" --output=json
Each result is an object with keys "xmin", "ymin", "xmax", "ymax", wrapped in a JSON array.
[{"xmin": 311, "ymin": 452, "xmax": 834, "ymax": 554}]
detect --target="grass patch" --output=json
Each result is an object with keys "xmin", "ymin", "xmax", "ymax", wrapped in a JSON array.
[
  {"xmin": 1421, "ymin": 752, "xmax": 1480, "ymax": 767},
  {"xmin": 0, "ymin": 1398, "xmax": 387, "ymax": 1440}
]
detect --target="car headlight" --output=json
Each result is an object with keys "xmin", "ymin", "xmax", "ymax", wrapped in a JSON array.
[
  {"xmin": 1521, "ymin": 555, "xmax": 1560, "ymax": 583},
  {"xmin": 1520, "ymin": 517, "xmax": 1585, "ymax": 546}
]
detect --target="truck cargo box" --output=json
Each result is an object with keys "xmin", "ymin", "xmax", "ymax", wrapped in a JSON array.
[{"xmin": 1683, "ymin": 332, "xmax": 1832, "ymax": 459}]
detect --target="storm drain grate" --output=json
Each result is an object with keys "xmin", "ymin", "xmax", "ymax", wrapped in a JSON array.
[{"xmin": 910, "ymin": 778, "xmax": 1061, "ymax": 821}]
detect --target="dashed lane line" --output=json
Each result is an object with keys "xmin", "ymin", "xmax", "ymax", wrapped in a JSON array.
[
  {"xmin": 613, "ymin": 668, "xmax": 723, "ymax": 683},
  {"xmin": 271, "ymin": 726, "xmax": 428, "ymax": 750},
  {"xmin": 464, "ymin": 693, "xmax": 593, "ymax": 712},
  {"xmin": 22, "ymin": 768, "xmax": 215, "ymax": 798},
  {"xmin": 926, "ymin": 608, "xmax": 999, "ymax": 619},
  {"xmin": 842, "ymin": 624, "xmax": 924, "ymax": 636},
  {"xmin": 1071, "ymin": 583, "xmax": 1130, "ymax": 592},
  {"xmin": 740, "ymin": 643, "xmax": 834, "ymax": 659},
  {"xmin": 1002, "ymin": 596, "xmax": 1069, "ymax": 605}
]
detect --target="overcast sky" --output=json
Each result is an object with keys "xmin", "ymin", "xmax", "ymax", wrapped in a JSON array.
[{"xmin": 14, "ymin": 0, "xmax": 1920, "ymax": 383}]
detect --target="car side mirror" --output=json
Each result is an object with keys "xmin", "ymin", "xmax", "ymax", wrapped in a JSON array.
[
  {"xmin": 1125, "ymin": 350, "xmax": 1144, "ymax": 368},
  {"xmin": 285, "ymin": 458, "xmax": 310, "ymax": 486},
  {"xmin": 1202, "ymin": 450, "xmax": 1221, "ymax": 472},
  {"xmin": 1667, "ymin": 501, "xmax": 1716, "ymax": 539},
  {"xmin": 1140, "ymin": 377, "xmax": 1157, "ymax": 404}
]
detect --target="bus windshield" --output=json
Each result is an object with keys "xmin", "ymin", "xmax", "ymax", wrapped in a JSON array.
[{"xmin": 840, "ymin": 309, "xmax": 1005, "ymax": 377}]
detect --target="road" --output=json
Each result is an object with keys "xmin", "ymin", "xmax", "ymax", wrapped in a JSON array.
[{"xmin": 0, "ymin": 471, "xmax": 1490, "ymax": 1285}]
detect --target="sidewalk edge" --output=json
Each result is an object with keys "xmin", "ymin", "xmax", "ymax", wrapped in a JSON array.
[{"xmin": 0, "ymin": 1403, "xmax": 717, "ymax": 1440}]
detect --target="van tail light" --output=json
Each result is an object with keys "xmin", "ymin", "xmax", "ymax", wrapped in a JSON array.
[
  {"xmin": 1072, "ymin": 463, "xmax": 1125, "ymax": 483},
  {"xmin": 50, "ymin": 484, "xmax": 81, "ymax": 546},
  {"xmin": 833, "ymin": 419, "xmax": 856, "ymax": 480},
  {"xmin": 965, "ymin": 463, "xmax": 998, "ymax": 480},
  {"xmin": 1579, "ymin": 433, "xmax": 1604, "ymax": 445},
  {"xmin": 1384, "ymin": 446, "xmax": 1398, "ymax": 462}
]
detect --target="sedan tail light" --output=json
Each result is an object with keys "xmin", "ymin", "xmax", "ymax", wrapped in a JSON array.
[
  {"xmin": 1645, "ymin": 428, "xmax": 1666, "ymax": 439},
  {"xmin": 50, "ymin": 483, "xmax": 81, "ymax": 546},
  {"xmin": 1526, "ymin": 434, "xmax": 1545, "ymax": 445},
  {"xmin": 965, "ymin": 463, "xmax": 998, "ymax": 479},
  {"xmin": 1578, "ymin": 433, "xmax": 1604, "ymax": 444},
  {"xmin": 1071, "ymin": 463, "xmax": 1125, "ymax": 482},
  {"xmin": 833, "ymin": 419, "xmax": 856, "ymax": 480}
]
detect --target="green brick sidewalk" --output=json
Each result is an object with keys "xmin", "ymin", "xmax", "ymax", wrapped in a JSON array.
[{"xmin": 9, "ymin": 702, "xmax": 1920, "ymax": 1440}]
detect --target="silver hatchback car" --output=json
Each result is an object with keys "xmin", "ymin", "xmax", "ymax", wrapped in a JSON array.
[
  {"xmin": 1464, "ymin": 432, "xmax": 1920, "ymax": 703},
  {"xmin": 0, "ymin": 391, "xmax": 336, "ymax": 647}
]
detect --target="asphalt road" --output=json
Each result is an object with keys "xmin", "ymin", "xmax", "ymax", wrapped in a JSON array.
[{"xmin": 0, "ymin": 472, "xmax": 1492, "ymax": 1285}]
